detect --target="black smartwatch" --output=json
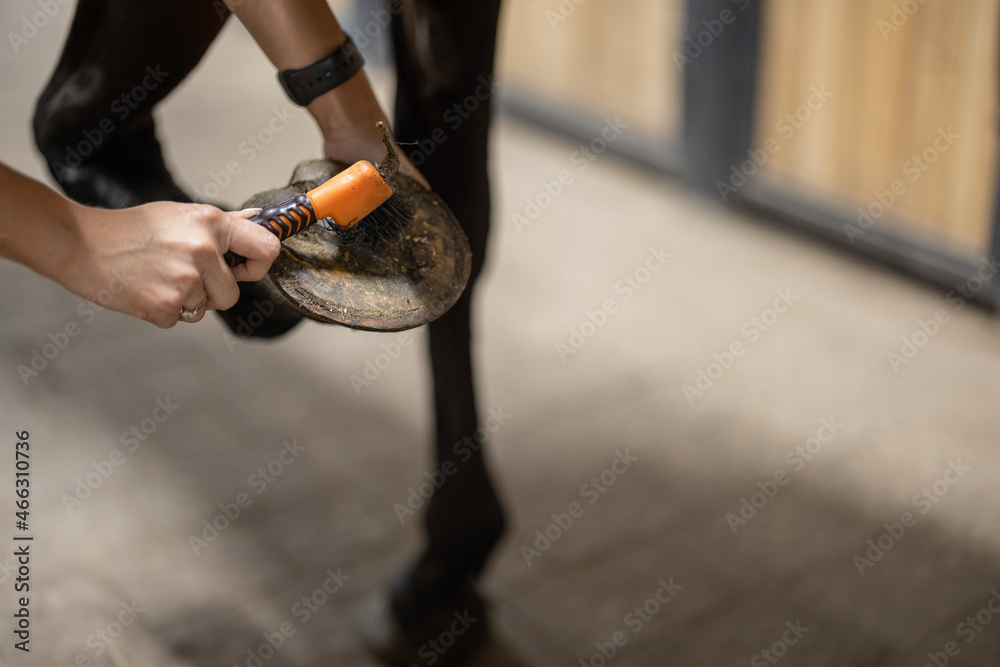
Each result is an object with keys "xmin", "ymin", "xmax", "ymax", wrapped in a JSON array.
[{"xmin": 278, "ymin": 35, "xmax": 365, "ymax": 107}]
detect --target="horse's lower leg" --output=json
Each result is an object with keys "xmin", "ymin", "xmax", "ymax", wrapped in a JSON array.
[
  {"xmin": 378, "ymin": 0, "xmax": 505, "ymax": 660},
  {"xmin": 391, "ymin": 291, "xmax": 505, "ymax": 609}
]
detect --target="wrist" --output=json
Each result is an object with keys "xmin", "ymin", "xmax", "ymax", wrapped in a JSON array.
[
  {"xmin": 307, "ymin": 71, "xmax": 389, "ymax": 139},
  {"xmin": 38, "ymin": 202, "xmax": 96, "ymax": 291},
  {"xmin": 7, "ymin": 194, "xmax": 84, "ymax": 286}
]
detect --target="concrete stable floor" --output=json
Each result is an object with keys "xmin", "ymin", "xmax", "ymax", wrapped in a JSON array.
[{"xmin": 4, "ymin": 6, "xmax": 1000, "ymax": 667}]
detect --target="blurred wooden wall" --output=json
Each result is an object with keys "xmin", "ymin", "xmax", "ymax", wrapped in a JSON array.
[
  {"xmin": 756, "ymin": 0, "xmax": 999, "ymax": 254},
  {"xmin": 492, "ymin": 0, "xmax": 997, "ymax": 256},
  {"xmin": 497, "ymin": 0, "xmax": 685, "ymax": 141}
]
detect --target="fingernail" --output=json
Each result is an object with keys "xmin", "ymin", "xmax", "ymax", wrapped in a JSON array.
[{"xmin": 240, "ymin": 207, "xmax": 262, "ymax": 214}]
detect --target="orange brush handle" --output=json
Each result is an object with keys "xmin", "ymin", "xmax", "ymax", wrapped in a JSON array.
[
  {"xmin": 306, "ymin": 160, "xmax": 392, "ymax": 230},
  {"xmin": 224, "ymin": 161, "xmax": 393, "ymax": 267}
]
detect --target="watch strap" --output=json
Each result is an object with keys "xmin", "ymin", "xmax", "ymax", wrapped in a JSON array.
[{"xmin": 278, "ymin": 36, "xmax": 365, "ymax": 107}]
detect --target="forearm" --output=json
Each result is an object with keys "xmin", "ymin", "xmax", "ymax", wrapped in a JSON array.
[
  {"xmin": 224, "ymin": 0, "xmax": 384, "ymax": 133},
  {"xmin": 225, "ymin": 0, "xmax": 425, "ymax": 183},
  {"xmin": 224, "ymin": 0, "xmax": 345, "ymax": 70},
  {"xmin": 0, "ymin": 162, "xmax": 82, "ymax": 283},
  {"xmin": 1, "ymin": 161, "xmax": 279, "ymax": 327}
]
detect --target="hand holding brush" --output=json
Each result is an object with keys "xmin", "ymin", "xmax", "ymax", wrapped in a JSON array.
[{"xmin": 224, "ymin": 122, "xmax": 413, "ymax": 267}]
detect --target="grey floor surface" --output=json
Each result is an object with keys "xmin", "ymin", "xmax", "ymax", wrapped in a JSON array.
[{"xmin": 2, "ymin": 5, "xmax": 1000, "ymax": 667}]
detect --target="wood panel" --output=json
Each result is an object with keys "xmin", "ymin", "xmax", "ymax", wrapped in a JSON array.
[
  {"xmin": 497, "ymin": 0, "xmax": 685, "ymax": 140},
  {"xmin": 756, "ymin": 0, "xmax": 999, "ymax": 254}
]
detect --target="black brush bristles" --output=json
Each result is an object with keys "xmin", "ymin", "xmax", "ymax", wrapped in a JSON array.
[{"xmin": 318, "ymin": 191, "xmax": 413, "ymax": 247}]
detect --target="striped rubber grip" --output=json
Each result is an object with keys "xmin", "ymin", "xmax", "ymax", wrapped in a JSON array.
[{"xmin": 224, "ymin": 194, "xmax": 318, "ymax": 267}]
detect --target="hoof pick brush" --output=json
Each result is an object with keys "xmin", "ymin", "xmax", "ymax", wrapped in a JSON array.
[{"xmin": 224, "ymin": 121, "xmax": 413, "ymax": 267}]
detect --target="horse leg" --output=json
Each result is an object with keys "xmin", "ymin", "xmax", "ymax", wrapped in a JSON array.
[
  {"xmin": 33, "ymin": 0, "xmax": 302, "ymax": 338},
  {"xmin": 32, "ymin": 0, "xmax": 231, "ymax": 208},
  {"xmin": 363, "ymin": 1, "xmax": 505, "ymax": 663}
]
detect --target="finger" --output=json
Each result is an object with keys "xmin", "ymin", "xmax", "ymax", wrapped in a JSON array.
[
  {"xmin": 149, "ymin": 313, "xmax": 179, "ymax": 329},
  {"xmin": 178, "ymin": 304, "xmax": 207, "ymax": 323},
  {"xmin": 178, "ymin": 288, "xmax": 209, "ymax": 324},
  {"xmin": 221, "ymin": 212, "xmax": 281, "ymax": 282},
  {"xmin": 182, "ymin": 227, "xmax": 240, "ymax": 312},
  {"xmin": 201, "ymin": 256, "xmax": 241, "ymax": 312},
  {"xmin": 189, "ymin": 210, "xmax": 258, "ymax": 310},
  {"xmin": 143, "ymin": 308, "xmax": 180, "ymax": 329},
  {"xmin": 136, "ymin": 286, "xmax": 186, "ymax": 329}
]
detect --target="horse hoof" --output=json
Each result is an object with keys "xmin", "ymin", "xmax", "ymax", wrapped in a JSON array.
[{"xmin": 357, "ymin": 579, "xmax": 489, "ymax": 666}]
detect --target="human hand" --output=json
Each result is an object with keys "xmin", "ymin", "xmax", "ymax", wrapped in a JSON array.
[
  {"xmin": 60, "ymin": 203, "xmax": 281, "ymax": 328},
  {"xmin": 307, "ymin": 73, "xmax": 430, "ymax": 189},
  {"xmin": 320, "ymin": 115, "xmax": 431, "ymax": 190}
]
